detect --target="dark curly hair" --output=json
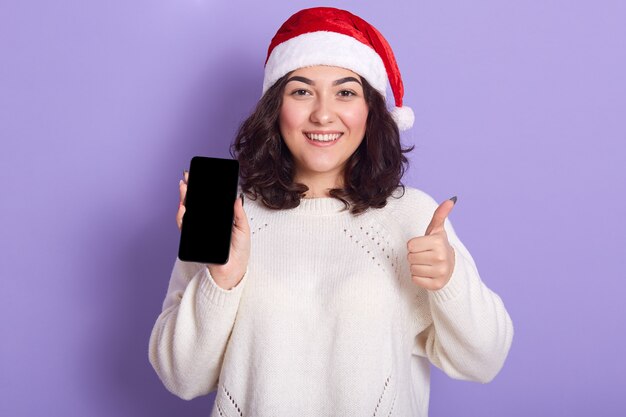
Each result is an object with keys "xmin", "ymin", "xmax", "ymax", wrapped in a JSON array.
[{"xmin": 230, "ymin": 72, "xmax": 414, "ymax": 215}]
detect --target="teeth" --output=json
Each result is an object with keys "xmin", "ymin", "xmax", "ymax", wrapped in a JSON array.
[{"xmin": 306, "ymin": 133, "xmax": 342, "ymax": 142}]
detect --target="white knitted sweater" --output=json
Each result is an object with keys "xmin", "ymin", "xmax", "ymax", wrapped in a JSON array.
[{"xmin": 149, "ymin": 186, "xmax": 513, "ymax": 416}]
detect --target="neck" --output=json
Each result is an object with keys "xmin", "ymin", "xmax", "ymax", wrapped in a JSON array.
[{"xmin": 295, "ymin": 170, "xmax": 343, "ymax": 199}]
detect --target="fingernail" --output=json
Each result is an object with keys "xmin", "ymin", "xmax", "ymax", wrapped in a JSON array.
[
  {"xmin": 179, "ymin": 179, "xmax": 183, "ymax": 186},
  {"xmin": 240, "ymin": 193, "xmax": 244, "ymax": 207},
  {"xmin": 449, "ymin": 196, "xmax": 458, "ymax": 204}
]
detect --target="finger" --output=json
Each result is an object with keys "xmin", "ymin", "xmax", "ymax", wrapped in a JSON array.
[
  {"xmin": 179, "ymin": 180, "xmax": 187, "ymax": 204},
  {"xmin": 407, "ymin": 235, "xmax": 439, "ymax": 253},
  {"xmin": 183, "ymin": 170, "xmax": 189, "ymax": 184},
  {"xmin": 425, "ymin": 196, "xmax": 457, "ymax": 236},
  {"xmin": 407, "ymin": 251, "xmax": 434, "ymax": 266},
  {"xmin": 410, "ymin": 263, "xmax": 449, "ymax": 279},
  {"xmin": 410, "ymin": 264, "xmax": 434, "ymax": 277},
  {"xmin": 411, "ymin": 275, "xmax": 445, "ymax": 291},
  {"xmin": 176, "ymin": 202, "xmax": 186, "ymax": 231}
]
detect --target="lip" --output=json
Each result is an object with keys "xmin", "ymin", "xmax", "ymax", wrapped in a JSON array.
[{"xmin": 303, "ymin": 131, "xmax": 343, "ymax": 147}]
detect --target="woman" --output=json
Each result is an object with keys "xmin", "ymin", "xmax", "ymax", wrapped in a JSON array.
[{"xmin": 149, "ymin": 7, "xmax": 513, "ymax": 416}]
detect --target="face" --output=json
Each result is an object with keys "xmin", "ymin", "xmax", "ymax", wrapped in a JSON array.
[{"xmin": 279, "ymin": 65, "xmax": 369, "ymax": 188}]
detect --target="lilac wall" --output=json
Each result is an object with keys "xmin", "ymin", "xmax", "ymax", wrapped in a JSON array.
[{"xmin": 1, "ymin": 0, "xmax": 625, "ymax": 416}]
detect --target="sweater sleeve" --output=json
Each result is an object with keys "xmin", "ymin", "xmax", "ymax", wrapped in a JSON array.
[
  {"xmin": 410, "ymin": 194, "xmax": 514, "ymax": 383},
  {"xmin": 148, "ymin": 258, "xmax": 248, "ymax": 400}
]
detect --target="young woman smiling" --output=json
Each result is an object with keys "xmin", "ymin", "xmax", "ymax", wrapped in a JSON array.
[
  {"xmin": 279, "ymin": 66, "xmax": 369, "ymax": 198},
  {"xmin": 149, "ymin": 7, "xmax": 513, "ymax": 417}
]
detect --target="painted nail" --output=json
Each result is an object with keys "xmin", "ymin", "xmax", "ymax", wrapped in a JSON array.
[
  {"xmin": 449, "ymin": 196, "xmax": 458, "ymax": 204},
  {"xmin": 240, "ymin": 193, "xmax": 244, "ymax": 207}
]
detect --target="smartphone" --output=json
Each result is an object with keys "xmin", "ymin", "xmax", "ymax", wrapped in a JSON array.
[{"xmin": 178, "ymin": 156, "xmax": 240, "ymax": 264}]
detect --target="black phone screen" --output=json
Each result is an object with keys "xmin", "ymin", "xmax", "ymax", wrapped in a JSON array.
[{"xmin": 178, "ymin": 156, "xmax": 240, "ymax": 264}]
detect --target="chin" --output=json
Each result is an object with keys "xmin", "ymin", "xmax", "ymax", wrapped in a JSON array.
[{"xmin": 306, "ymin": 164, "xmax": 342, "ymax": 175}]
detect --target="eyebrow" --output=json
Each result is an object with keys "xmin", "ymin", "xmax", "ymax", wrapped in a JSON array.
[
  {"xmin": 333, "ymin": 77, "xmax": 362, "ymax": 86},
  {"xmin": 285, "ymin": 76, "xmax": 363, "ymax": 86}
]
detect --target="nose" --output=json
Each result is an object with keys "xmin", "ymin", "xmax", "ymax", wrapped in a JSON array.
[{"xmin": 309, "ymin": 93, "xmax": 335, "ymax": 125}]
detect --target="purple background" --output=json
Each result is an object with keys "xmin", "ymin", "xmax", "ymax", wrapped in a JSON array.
[{"xmin": 1, "ymin": 0, "xmax": 625, "ymax": 416}]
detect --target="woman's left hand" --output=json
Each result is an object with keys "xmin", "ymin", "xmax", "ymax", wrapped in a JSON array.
[{"xmin": 407, "ymin": 198, "xmax": 457, "ymax": 291}]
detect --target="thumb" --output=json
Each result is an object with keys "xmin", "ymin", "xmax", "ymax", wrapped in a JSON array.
[
  {"xmin": 233, "ymin": 193, "xmax": 249, "ymax": 233},
  {"xmin": 425, "ymin": 196, "xmax": 457, "ymax": 235}
]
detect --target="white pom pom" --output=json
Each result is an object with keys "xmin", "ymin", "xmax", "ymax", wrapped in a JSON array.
[{"xmin": 391, "ymin": 106, "xmax": 415, "ymax": 131}]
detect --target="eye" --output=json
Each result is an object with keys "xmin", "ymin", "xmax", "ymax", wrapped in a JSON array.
[
  {"xmin": 338, "ymin": 90, "xmax": 357, "ymax": 97},
  {"xmin": 290, "ymin": 89, "xmax": 311, "ymax": 96}
]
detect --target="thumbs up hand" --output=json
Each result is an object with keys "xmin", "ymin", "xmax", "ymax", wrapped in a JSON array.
[{"xmin": 407, "ymin": 196, "xmax": 458, "ymax": 291}]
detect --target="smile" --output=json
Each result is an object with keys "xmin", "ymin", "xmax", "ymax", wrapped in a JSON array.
[{"xmin": 304, "ymin": 133, "xmax": 343, "ymax": 142}]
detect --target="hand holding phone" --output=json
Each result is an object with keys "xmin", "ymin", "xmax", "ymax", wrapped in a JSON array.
[{"xmin": 177, "ymin": 156, "xmax": 250, "ymax": 290}]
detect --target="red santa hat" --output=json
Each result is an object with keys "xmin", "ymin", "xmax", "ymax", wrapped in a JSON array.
[{"xmin": 263, "ymin": 7, "xmax": 415, "ymax": 131}]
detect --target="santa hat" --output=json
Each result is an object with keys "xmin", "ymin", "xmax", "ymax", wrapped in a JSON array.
[{"xmin": 263, "ymin": 7, "xmax": 415, "ymax": 131}]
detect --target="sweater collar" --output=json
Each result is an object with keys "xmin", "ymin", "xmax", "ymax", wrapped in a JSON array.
[{"xmin": 291, "ymin": 196, "xmax": 348, "ymax": 215}]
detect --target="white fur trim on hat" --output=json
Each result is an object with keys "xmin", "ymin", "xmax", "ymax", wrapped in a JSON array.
[
  {"xmin": 263, "ymin": 31, "xmax": 387, "ymax": 96},
  {"xmin": 391, "ymin": 106, "xmax": 415, "ymax": 131}
]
